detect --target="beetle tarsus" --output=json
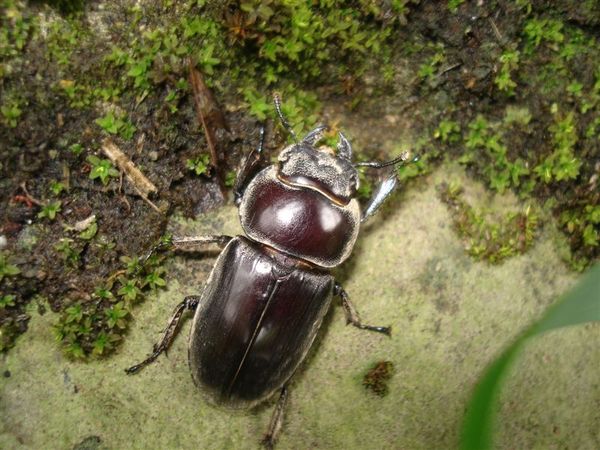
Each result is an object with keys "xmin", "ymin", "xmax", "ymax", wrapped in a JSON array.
[
  {"xmin": 125, "ymin": 295, "xmax": 201, "ymax": 375},
  {"xmin": 335, "ymin": 282, "xmax": 392, "ymax": 337},
  {"xmin": 261, "ymin": 386, "xmax": 288, "ymax": 449}
]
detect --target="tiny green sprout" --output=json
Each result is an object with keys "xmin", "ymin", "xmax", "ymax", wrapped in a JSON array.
[
  {"xmin": 582, "ymin": 224, "xmax": 598, "ymax": 247},
  {"xmin": 165, "ymin": 90, "xmax": 179, "ymax": 113},
  {"xmin": 186, "ymin": 154, "xmax": 211, "ymax": 176},
  {"xmin": 144, "ymin": 268, "xmax": 167, "ymax": 290},
  {"xmin": 87, "ymin": 155, "xmax": 119, "ymax": 185},
  {"xmin": 37, "ymin": 201, "xmax": 62, "ymax": 220},
  {"xmin": 465, "ymin": 115, "xmax": 489, "ymax": 149},
  {"xmin": 95, "ymin": 111, "xmax": 136, "ymax": 140},
  {"xmin": 65, "ymin": 304, "xmax": 83, "ymax": 324},
  {"xmin": 494, "ymin": 70, "xmax": 517, "ymax": 93},
  {"xmin": 54, "ymin": 238, "xmax": 81, "ymax": 267},
  {"xmin": 243, "ymin": 89, "xmax": 270, "ymax": 121},
  {"xmin": 50, "ymin": 181, "xmax": 66, "ymax": 196},
  {"xmin": 225, "ymin": 170, "xmax": 237, "ymax": 188},
  {"xmin": 1, "ymin": 100, "xmax": 22, "ymax": 128},
  {"xmin": 120, "ymin": 255, "xmax": 141, "ymax": 275},
  {"xmin": 0, "ymin": 253, "xmax": 21, "ymax": 282},
  {"xmin": 434, "ymin": 120, "xmax": 461, "ymax": 143},
  {"xmin": 66, "ymin": 342, "xmax": 85, "ymax": 359},
  {"xmin": 197, "ymin": 43, "xmax": 221, "ymax": 75},
  {"xmin": 0, "ymin": 295, "xmax": 16, "ymax": 308},
  {"xmin": 94, "ymin": 286, "xmax": 114, "ymax": 301},
  {"xmin": 417, "ymin": 62, "xmax": 435, "ymax": 81},
  {"xmin": 118, "ymin": 279, "xmax": 141, "ymax": 302},
  {"xmin": 566, "ymin": 81, "xmax": 583, "ymax": 97},
  {"xmin": 105, "ymin": 302, "xmax": 128, "ymax": 329},
  {"xmin": 95, "ymin": 111, "xmax": 120, "ymax": 134},
  {"xmin": 78, "ymin": 220, "xmax": 98, "ymax": 240},
  {"xmin": 92, "ymin": 332, "xmax": 110, "ymax": 356},
  {"xmin": 533, "ymin": 158, "xmax": 553, "ymax": 183},
  {"xmin": 448, "ymin": 0, "xmax": 465, "ymax": 13},
  {"xmin": 68, "ymin": 143, "xmax": 84, "ymax": 155},
  {"xmin": 585, "ymin": 205, "xmax": 600, "ymax": 224}
]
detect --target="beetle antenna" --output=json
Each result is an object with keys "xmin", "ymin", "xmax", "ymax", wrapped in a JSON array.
[
  {"xmin": 355, "ymin": 152, "xmax": 420, "ymax": 169},
  {"xmin": 273, "ymin": 93, "xmax": 298, "ymax": 143}
]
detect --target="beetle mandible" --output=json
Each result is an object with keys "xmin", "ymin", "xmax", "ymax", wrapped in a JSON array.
[{"xmin": 126, "ymin": 94, "xmax": 416, "ymax": 447}]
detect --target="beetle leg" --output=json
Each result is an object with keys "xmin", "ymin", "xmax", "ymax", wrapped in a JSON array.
[
  {"xmin": 273, "ymin": 93, "xmax": 298, "ymax": 142},
  {"xmin": 170, "ymin": 235, "xmax": 232, "ymax": 252},
  {"xmin": 301, "ymin": 124, "xmax": 328, "ymax": 146},
  {"xmin": 141, "ymin": 235, "xmax": 231, "ymax": 266},
  {"xmin": 334, "ymin": 282, "xmax": 391, "ymax": 336},
  {"xmin": 125, "ymin": 295, "xmax": 201, "ymax": 374},
  {"xmin": 234, "ymin": 125, "xmax": 265, "ymax": 205},
  {"xmin": 360, "ymin": 172, "xmax": 398, "ymax": 223},
  {"xmin": 261, "ymin": 386, "xmax": 288, "ymax": 450}
]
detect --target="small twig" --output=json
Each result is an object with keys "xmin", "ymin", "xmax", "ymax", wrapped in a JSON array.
[
  {"xmin": 101, "ymin": 139, "xmax": 161, "ymax": 214},
  {"xmin": 131, "ymin": 183, "xmax": 162, "ymax": 214},
  {"xmin": 188, "ymin": 58, "xmax": 228, "ymax": 197},
  {"xmin": 489, "ymin": 17, "xmax": 503, "ymax": 42},
  {"xmin": 19, "ymin": 182, "xmax": 43, "ymax": 206},
  {"xmin": 439, "ymin": 62, "xmax": 462, "ymax": 77},
  {"xmin": 106, "ymin": 269, "xmax": 127, "ymax": 283},
  {"xmin": 101, "ymin": 139, "xmax": 157, "ymax": 198}
]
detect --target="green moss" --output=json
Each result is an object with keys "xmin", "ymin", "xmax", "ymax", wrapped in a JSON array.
[
  {"xmin": 186, "ymin": 154, "xmax": 211, "ymax": 176},
  {"xmin": 86, "ymin": 155, "xmax": 119, "ymax": 186},
  {"xmin": 54, "ymin": 243, "xmax": 169, "ymax": 360},
  {"xmin": 0, "ymin": 252, "xmax": 20, "ymax": 282},
  {"xmin": 439, "ymin": 182, "xmax": 539, "ymax": 264},
  {"xmin": 37, "ymin": 201, "xmax": 62, "ymax": 221}
]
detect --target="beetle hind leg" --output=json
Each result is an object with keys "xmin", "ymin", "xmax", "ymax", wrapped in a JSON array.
[
  {"xmin": 125, "ymin": 295, "xmax": 201, "ymax": 374},
  {"xmin": 261, "ymin": 386, "xmax": 289, "ymax": 450},
  {"xmin": 334, "ymin": 282, "xmax": 391, "ymax": 336}
]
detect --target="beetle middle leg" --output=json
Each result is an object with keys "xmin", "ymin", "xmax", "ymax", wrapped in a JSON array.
[
  {"xmin": 261, "ymin": 386, "xmax": 289, "ymax": 450},
  {"xmin": 334, "ymin": 282, "xmax": 391, "ymax": 336},
  {"xmin": 141, "ymin": 234, "xmax": 232, "ymax": 266},
  {"xmin": 125, "ymin": 295, "xmax": 201, "ymax": 374}
]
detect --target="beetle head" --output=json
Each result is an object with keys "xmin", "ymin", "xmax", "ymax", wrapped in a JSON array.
[{"xmin": 277, "ymin": 133, "xmax": 359, "ymax": 205}]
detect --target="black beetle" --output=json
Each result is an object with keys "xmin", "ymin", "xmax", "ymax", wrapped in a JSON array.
[{"xmin": 126, "ymin": 94, "xmax": 416, "ymax": 447}]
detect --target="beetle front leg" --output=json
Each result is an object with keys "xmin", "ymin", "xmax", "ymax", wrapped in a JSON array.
[
  {"xmin": 261, "ymin": 386, "xmax": 288, "ymax": 450},
  {"xmin": 334, "ymin": 282, "xmax": 391, "ymax": 336},
  {"xmin": 360, "ymin": 173, "xmax": 398, "ymax": 223},
  {"xmin": 234, "ymin": 125, "xmax": 265, "ymax": 205},
  {"xmin": 125, "ymin": 295, "xmax": 201, "ymax": 374}
]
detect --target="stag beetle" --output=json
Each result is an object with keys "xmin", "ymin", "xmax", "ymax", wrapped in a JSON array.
[{"xmin": 126, "ymin": 94, "xmax": 416, "ymax": 447}]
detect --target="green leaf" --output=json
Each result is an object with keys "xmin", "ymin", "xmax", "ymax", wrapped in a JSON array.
[
  {"xmin": 460, "ymin": 264, "xmax": 600, "ymax": 450},
  {"xmin": 79, "ymin": 221, "xmax": 98, "ymax": 240},
  {"xmin": 95, "ymin": 112, "xmax": 119, "ymax": 134},
  {"xmin": 0, "ymin": 253, "xmax": 21, "ymax": 281},
  {"xmin": 0, "ymin": 295, "xmax": 16, "ymax": 308}
]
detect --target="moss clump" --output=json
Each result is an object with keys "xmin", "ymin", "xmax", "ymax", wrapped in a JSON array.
[
  {"xmin": 439, "ymin": 183, "xmax": 539, "ymax": 264},
  {"xmin": 54, "ymin": 241, "xmax": 169, "ymax": 359},
  {"xmin": 363, "ymin": 360, "xmax": 395, "ymax": 397}
]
